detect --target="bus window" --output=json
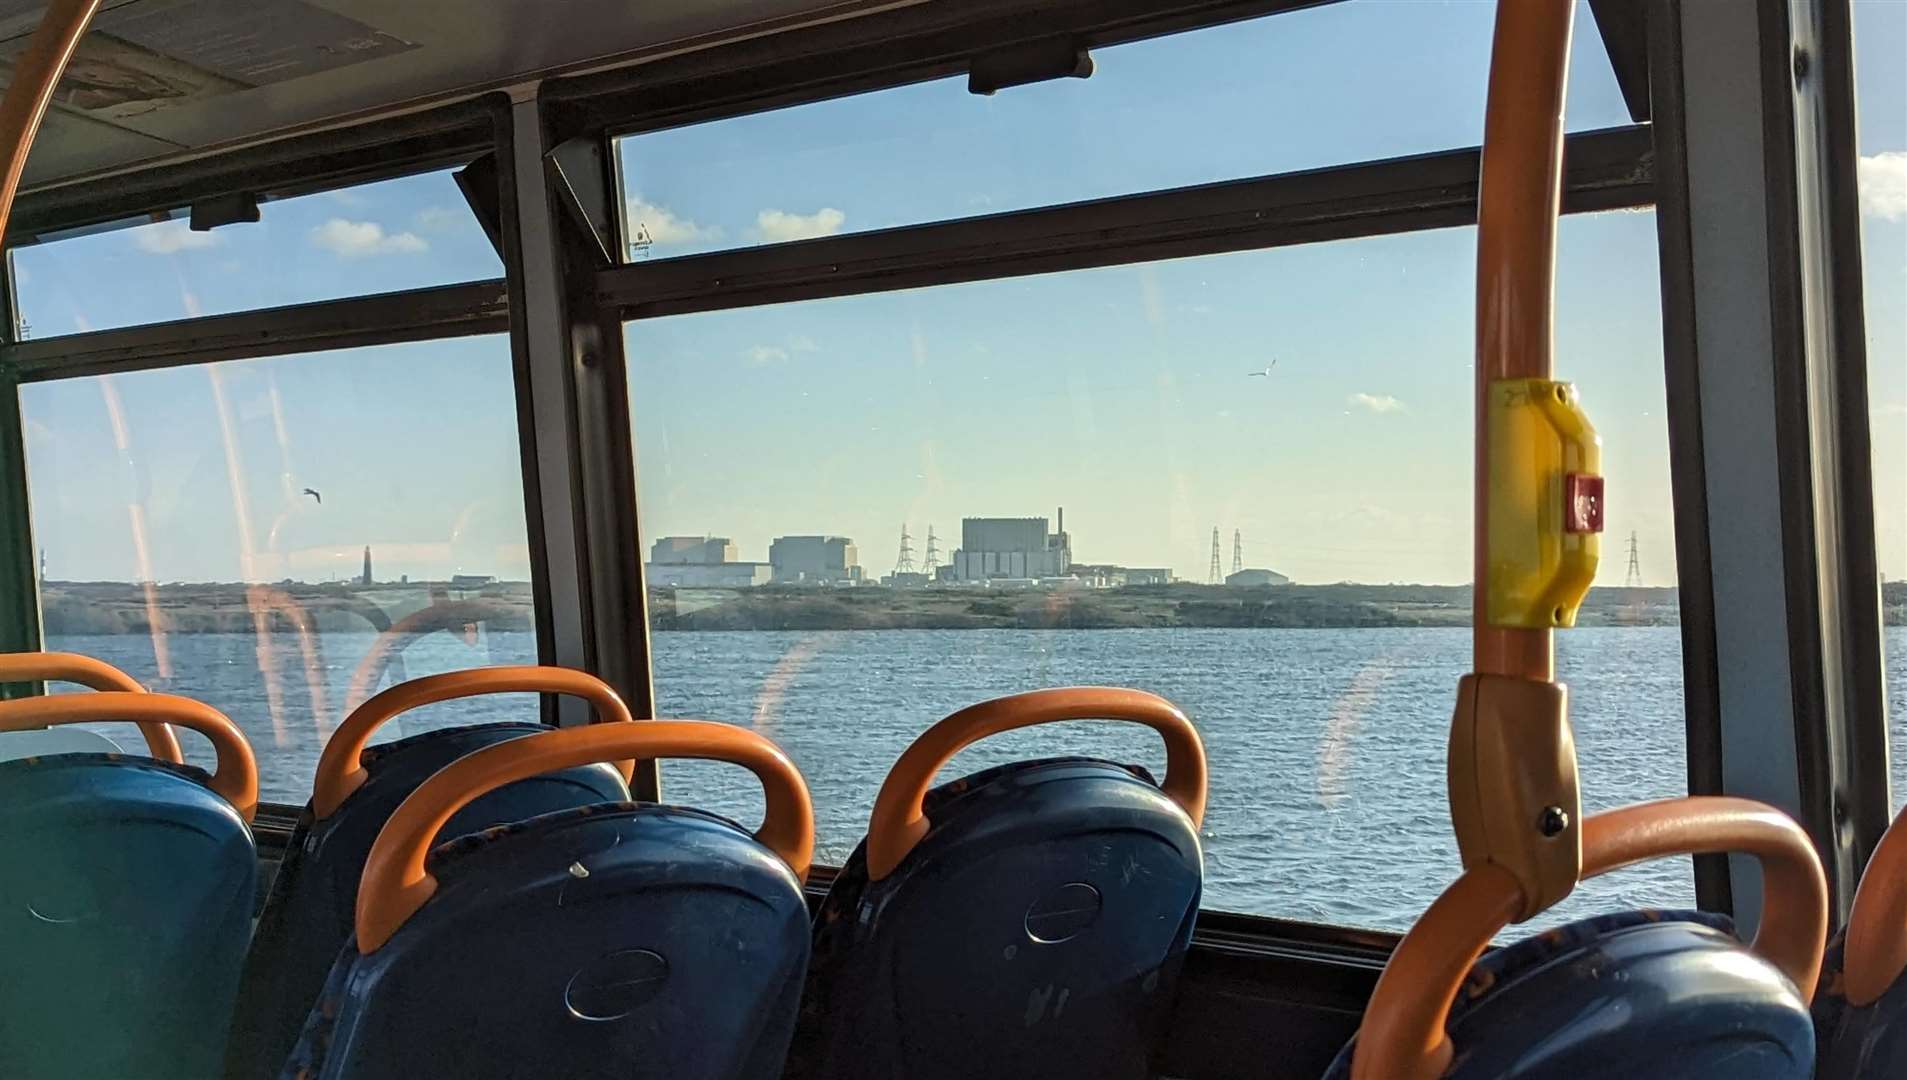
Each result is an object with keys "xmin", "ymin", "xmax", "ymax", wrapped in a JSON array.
[
  {"xmin": 1852, "ymin": 1, "xmax": 1906, "ymax": 809},
  {"xmin": 613, "ymin": 0, "xmax": 1633, "ymax": 263},
  {"xmin": 19, "ymin": 336, "xmax": 536, "ymax": 803},
  {"xmin": 10, "ymin": 169, "xmax": 497, "ymax": 340},
  {"xmin": 624, "ymin": 208, "xmax": 1689, "ymax": 930}
]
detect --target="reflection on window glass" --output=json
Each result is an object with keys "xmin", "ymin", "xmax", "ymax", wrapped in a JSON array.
[
  {"xmin": 615, "ymin": 0, "xmax": 1633, "ymax": 262},
  {"xmin": 10, "ymin": 168, "xmax": 499, "ymax": 340},
  {"xmin": 628, "ymin": 211, "xmax": 1687, "ymax": 929},
  {"xmin": 20, "ymin": 336, "xmax": 536, "ymax": 802},
  {"xmin": 1851, "ymin": 1, "xmax": 1907, "ymax": 810}
]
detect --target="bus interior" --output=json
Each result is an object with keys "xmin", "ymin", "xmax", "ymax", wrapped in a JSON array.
[{"xmin": 0, "ymin": 0, "xmax": 1902, "ymax": 1078}]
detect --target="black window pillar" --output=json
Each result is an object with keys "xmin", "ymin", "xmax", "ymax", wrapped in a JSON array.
[
  {"xmin": 1650, "ymin": 0, "xmax": 1888, "ymax": 930},
  {"xmin": 496, "ymin": 89, "xmax": 658, "ymax": 798}
]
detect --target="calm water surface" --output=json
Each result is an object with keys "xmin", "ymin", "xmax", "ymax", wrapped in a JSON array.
[{"xmin": 46, "ymin": 626, "xmax": 1907, "ymax": 933}]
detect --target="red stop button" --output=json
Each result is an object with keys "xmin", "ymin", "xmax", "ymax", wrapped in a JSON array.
[{"xmin": 1565, "ymin": 474, "xmax": 1605, "ymax": 534}]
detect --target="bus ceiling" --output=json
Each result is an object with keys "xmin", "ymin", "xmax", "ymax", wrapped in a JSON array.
[
  {"xmin": 0, "ymin": 0, "xmax": 894, "ymax": 194},
  {"xmin": 0, "ymin": 0, "xmax": 1651, "ymax": 219}
]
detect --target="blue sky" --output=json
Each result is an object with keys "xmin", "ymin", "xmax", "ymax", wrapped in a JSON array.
[{"xmin": 14, "ymin": 0, "xmax": 1905, "ymax": 588}]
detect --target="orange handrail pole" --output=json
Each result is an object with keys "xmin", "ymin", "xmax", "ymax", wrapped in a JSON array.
[
  {"xmin": 1473, "ymin": 0, "xmax": 1574, "ymax": 681},
  {"xmin": 0, "ymin": 0, "xmax": 100, "ymax": 243}
]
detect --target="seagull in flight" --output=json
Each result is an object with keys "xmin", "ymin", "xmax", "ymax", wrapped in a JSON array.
[
  {"xmin": 1247, "ymin": 360, "xmax": 1279, "ymax": 378},
  {"xmin": 302, "ymin": 488, "xmax": 322, "ymax": 505}
]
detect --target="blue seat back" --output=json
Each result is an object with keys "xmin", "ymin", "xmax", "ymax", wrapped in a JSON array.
[
  {"xmin": 280, "ymin": 804, "xmax": 811, "ymax": 1080},
  {"xmin": 793, "ymin": 758, "xmax": 1201, "ymax": 1080},
  {"xmin": 225, "ymin": 723, "xmax": 627, "ymax": 1078},
  {"xmin": 0, "ymin": 754, "xmax": 255, "ymax": 1080},
  {"xmin": 1813, "ymin": 930, "xmax": 1907, "ymax": 1077},
  {"xmin": 1324, "ymin": 911, "xmax": 1815, "ymax": 1079}
]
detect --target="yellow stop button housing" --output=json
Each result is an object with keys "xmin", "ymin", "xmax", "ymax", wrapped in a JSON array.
[{"xmin": 1486, "ymin": 378, "xmax": 1601, "ymax": 628}]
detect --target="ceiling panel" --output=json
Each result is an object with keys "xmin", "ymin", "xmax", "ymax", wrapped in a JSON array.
[{"xmin": 2, "ymin": 0, "xmax": 896, "ymax": 189}]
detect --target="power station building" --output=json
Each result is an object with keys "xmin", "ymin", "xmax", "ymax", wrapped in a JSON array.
[
  {"xmin": 647, "ymin": 562, "xmax": 772, "ymax": 588},
  {"xmin": 647, "ymin": 535, "xmax": 766, "ymax": 587},
  {"xmin": 769, "ymin": 535, "xmax": 862, "ymax": 584},
  {"xmin": 650, "ymin": 536, "xmax": 737, "ymax": 564},
  {"xmin": 952, "ymin": 513, "xmax": 1072, "ymax": 582}
]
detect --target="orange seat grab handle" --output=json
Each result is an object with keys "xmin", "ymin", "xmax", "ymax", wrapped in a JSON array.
[
  {"xmin": 355, "ymin": 720, "xmax": 813, "ymax": 953},
  {"xmin": 0, "ymin": 651, "xmax": 184, "ymax": 762},
  {"xmin": 864, "ymin": 687, "xmax": 1207, "ymax": 882},
  {"xmin": 1841, "ymin": 805, "xmax": 1907, "ymax": 1006},
  {"xmin": 1349, "ymin": 797, "xmax": 1829, "ymax": 1080},
  {"xmin": 311, "ymin": 666, "xmax": 636, "ymax": 819},
  {"xmin": 0, "ymin": 691, "xmax": 259, "ymax": 822}
]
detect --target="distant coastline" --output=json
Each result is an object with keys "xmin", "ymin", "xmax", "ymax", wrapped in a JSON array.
[{"xmin": 35, "ymin": 578, "xmax": 1906, "ymax": 635}]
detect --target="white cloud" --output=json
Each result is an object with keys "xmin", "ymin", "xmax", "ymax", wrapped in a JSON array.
[
  {"xmin": 788, "ymin": 335, "xmax": 819, "ymax": 353},
  {"xmin": 1348, "ymin": 392, "xmax": 1406, "ymax": 414},
  {"xmin": 1860, "ymin": 151, "xmax": 1907, "ymax": 222},
  {"xmin": 310, "ymin": 218, "xmax": 428, "ymax": 258},
  {"xmin": 754, "ymin": 207, "xmax": 845, "ymax": 243},
  {"xmin": 133, "ymin": 221, "xmax": 219, "ymax": 255},
  {"xmin": 744, "ymin": 345, "xmax": 790, "ymax": 366},
  {"xmin": 1873, "ymin": 401, "xmax": 1907, "ymax": 418},
  {"xmin": 626, "ymin": 198, "xmax": 714, "ymax": 249}
]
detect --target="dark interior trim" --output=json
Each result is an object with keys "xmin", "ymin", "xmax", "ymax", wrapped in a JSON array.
[
  {"xmin": 547, "ymin": 0, "xmax": 1342, "ymax": 140},
  {"xmin": 1, "ymin": 279, "xmax": 509, "ymax": 382},
  {"xmin": 600, "ymin": 125, "xmax": 1653, "ymax": 319},
  {"xmin": 1811, "ymin": 0, "xmax": 1893, "ymax": 853},
  {"xmin": 1646, "ymin": 0, "xmax": 1733, "ymax": 915},
  {"xmin": 6, "ymin": 100, "xmax": 494, "ymax": 247}
]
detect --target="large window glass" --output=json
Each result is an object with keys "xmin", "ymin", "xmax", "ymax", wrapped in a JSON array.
[
  {"xmin": 627, "ymin": 209, "xmax": 1687, "ymax": 929},
  {"xmin": 1851, "ymin": 2, "xmax": 1907, "ymax": 810},
  {"xmin": 10, "ymin": 168, "xmax": 499, "ymax": 339},
  {"xmin": 614, "ymin": 0, "xmax": 1634, "ymax": 262},
  {"xmin": 20, "ymin": 335, "xmax": 536, "ymax": 803}
]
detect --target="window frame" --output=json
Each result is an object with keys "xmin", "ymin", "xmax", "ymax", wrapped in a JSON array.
[
  {"xmin": 579, "ymin": 3, "xmax": 1672, "ymax": 925},
  {"xmin": 0, "ymin": 0, "xmax": 1888, "ymax": 953},
  {"xmin": 0, "ymin": 103, "xmax": 550, "ymax": 813}
]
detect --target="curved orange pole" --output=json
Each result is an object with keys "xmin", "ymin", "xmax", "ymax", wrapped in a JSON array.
[
  {"xmin": 1350, "ymin": 797, "xmax": 1828, "ymax": 1080},
  {"xmin": 1473, "ymin": 0, "xmax": 1573, "ymax": 680},
  {"xmin": 310, "ymin": 666, "xmax": 635, "ymax": 819},
  {"xmin": 864, "ymin": 687, "xmax": 1206, "ymax": 881},
  {"xmin": 0, "ymin": 651, "xmax": 183, "ymax": 762},
  {"xmin": 355, "ymin": 720, "xmax": 812, "ymax": 953},
  {"xmin": 1840, "ymin": 805, "xmax": 1907, "ymax": 1006},
  {"xmin": 0, "ymin": 691, "xmax": 258, "ymax": 821},
  {"xmin": 0, "ymin": 0, "xmax": 100, "ymax": 242}
]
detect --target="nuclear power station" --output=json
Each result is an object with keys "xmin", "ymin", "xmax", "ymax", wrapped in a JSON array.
[
  {"xmin": 639, "ymin": 504, "xmax": 1293, "ymax": 589},
  {"xmin": 951, "ymin": 510, "xmax": 1072, "ymax": 581}
]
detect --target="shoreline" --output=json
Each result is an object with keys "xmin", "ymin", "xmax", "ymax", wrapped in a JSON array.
[{"xmin": 36, "ymin": 579, "xmax": 1907, "ymax": 634}]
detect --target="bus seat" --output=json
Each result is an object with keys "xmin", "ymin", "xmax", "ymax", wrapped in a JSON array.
[
  {"xmin": 1335, "ymin": 798, "xmax": 1827, "ymax": 1080},
  {"xmin": 0, "ymin": 692, "xmax": 258, "ymax": 1080},
  {"xmin": 790, "ymin": 688, "xmax": 1206, "ymax": 1080},
  {"xmin": 277, "ymin": 720, "xmax": 814, "ymax": 1080},
  {"xmin": 0, "ymin": 724, "xmax": 121, "ymax": 759},
  {"xmin": 1813, "ymin": 805, "xmax": 1907, "ymax": 1076},
  {"xmin": 225, "ymin": 667, "xmax": 634, "ymax": 1079}
]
